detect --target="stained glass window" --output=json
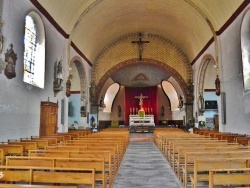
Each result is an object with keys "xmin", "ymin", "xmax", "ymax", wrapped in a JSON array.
[
  {"xmin": 23, "ymin": 12, "xmax": 45, "ymax": 88},
  {"xmin": 24, "ymin": 15, "xmax": 36, "ymax": 84}
]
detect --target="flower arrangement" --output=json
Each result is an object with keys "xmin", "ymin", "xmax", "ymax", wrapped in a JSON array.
[{"xmin": 199, "ymin": 120, "xmax": 206, "ymax": 127}]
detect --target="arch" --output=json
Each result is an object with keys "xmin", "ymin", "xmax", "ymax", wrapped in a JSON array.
[
  {"xmin": 161, "ymin": 80, "xmax": 180, "ymax": 111},
  {"xmin": 95, "ymin": 58, "xmax": 188, "ymax": 104},
  {"xmin": 69, "ymin": 56, "xmax": 88, "ymax": 106},
  {"xmin": 102, "ymin": 83, "xmax": 120, "ymax": 113},
  {"xmin": 196, "ymin": 54, "xmax": 216, "ymax": 111}
]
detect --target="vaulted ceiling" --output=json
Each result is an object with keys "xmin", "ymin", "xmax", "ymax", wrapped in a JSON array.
[{"xmin": 35, "ymin": 0, "xmax": 244, "ymax": 65}]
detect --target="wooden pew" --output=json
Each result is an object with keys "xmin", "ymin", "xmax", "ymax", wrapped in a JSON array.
[
  {"xmin": 190, "ymin": 158, "xmax": 250, "ymax": 188},
  {"xmin": 28, "ymin": 149, "xmax": 115, "ymax": 186},
  {"xmin": 68, "ymin": 129, "xmax": 92, "ymax": 137},
  {"xmin": 39, "ymin": 135, "xmax": 68, "ymax": 143},
  {"xmin": 71, "ymin": 137, "xmax": 127, "ymax": 153},
  {"xmin": 220, "ymin": 133, "xmax": 246, "ymax": 143},
  {"xmin": 175, "ymin": 145, "xmax": 241, "ymax": 178},
  {"xmin": 182, "ymin": 150, "xmax": 250, "ymax": 188},
  {"xmin": 0, "ymin": 144, "xmax": 23, "ymax": 156},
  {"xmin": 0, "ymin": 185, "xmax": 78, "ymax": 188},
  {"xmin": 209, "ymin": 168, "xmax": 250, "ymax": 188},
  {"xmin": 0, "ymin": 166, "xmax": 95, "ymax": 188},
  {"xmin": 20, "ymin": 138, "xmax": 49, "ymax": 149},
  {"xmin": 0, "ymin": 144, "xmax": 23, "ymax": 164},
  {"xmin": 168, "ymin": 139, "xmax": 228, "ymax": 162},
  {"xmin": 236, "ymin": 136, "xmax": 250, "ymax": 146},
  {"xmin": 64, "ymin": 140, "xmax": 124, "ymax": 163},
  {"xmin": 5, "ymin": 156, "xmax": 106, "ymax": 188},
  {"xmin": 153, "ymin": 128, "xmax": 184, "ymax": 148},
  {"xmin": 45, "ymin": 145, "xmax": 118, "ymax": 165},
  {"xmin": 31, "ymin": 136, "xmax": 58, "ymax": 145},
  {"xmin": 8, "ymin": 141, "xmax": 37, "ymax": 154},
  {"xmin": 0, "ymin": 149, "xmax": 4, "ymax": 165}
]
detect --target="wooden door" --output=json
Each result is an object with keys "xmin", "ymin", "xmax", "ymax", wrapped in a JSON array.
[
  {"xmin": 40, "ymin": 101, "xmax": 58, "ymax": 136},
  {"xmin": 214, "ymin": 114, "xmax": 219, "ymax": 131}
]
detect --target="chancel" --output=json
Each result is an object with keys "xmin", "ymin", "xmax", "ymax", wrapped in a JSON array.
[{"xmin": 129, "ymin": 93, "xmax": 155, "ymax": 132}]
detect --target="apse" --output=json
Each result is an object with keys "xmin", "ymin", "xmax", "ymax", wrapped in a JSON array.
[{"xmin": 124, "ymin": 86, "xmax": 158, "ymax": 126}]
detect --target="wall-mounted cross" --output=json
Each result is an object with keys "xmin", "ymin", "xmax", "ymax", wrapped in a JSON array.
[{"xmin": 132, "ymin": 33, "xmax": 149, "ymax": 62}]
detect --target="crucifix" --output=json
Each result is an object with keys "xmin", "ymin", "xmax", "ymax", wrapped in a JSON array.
[
  {"xmin": 132, "ymin": 33, "xmax": 149, "ymax": 62},
  {"xmin": 135, "ymin": 93, "xmax": 148, "ymax": 110}
]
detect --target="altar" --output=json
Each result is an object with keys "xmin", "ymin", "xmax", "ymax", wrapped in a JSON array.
[{"xmin": 129, "ymin": 114, "xmax": 155, "ymax": 133}]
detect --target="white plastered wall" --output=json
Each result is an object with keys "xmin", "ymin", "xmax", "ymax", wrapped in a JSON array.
[
  {"xmin": 0, "ymin": 0, "xmax": 91, "ymax": 141},
  {"xmin": 192, "ymin": 5, "xmax": 250, "ymax": 134}
]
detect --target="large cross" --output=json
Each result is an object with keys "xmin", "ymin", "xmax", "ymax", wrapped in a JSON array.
[
  {"xmin": 135, "ymin": 93, "xmax": 148, "ymax": 109},
  {"xmin": 132, "ymin": 33, "xmax": 149, "ymax": 62}
]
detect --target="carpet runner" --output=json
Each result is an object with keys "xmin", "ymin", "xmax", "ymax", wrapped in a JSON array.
[{"xmin": 112, "ymin": 140, "xmax": 182, "ymax": 188}]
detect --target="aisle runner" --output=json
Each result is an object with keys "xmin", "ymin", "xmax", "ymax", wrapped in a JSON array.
[
  {"xmin": 112, "ymin": 142, "xmax": 182, "ymax": 188},
  {"xmin": 129, "ymin": 137, "xmax": 153, "ymax": 142},
  {"xmin": 129, "ymin": 133, "xmax": 153, "ymax": 142}
]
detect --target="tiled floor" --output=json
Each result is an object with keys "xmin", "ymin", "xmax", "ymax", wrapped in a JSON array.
[{"xmin": 112, "ymin": 141, "xmax": 182, "ymax": 188}]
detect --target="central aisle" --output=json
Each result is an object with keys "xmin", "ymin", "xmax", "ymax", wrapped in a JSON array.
[{"xmin": 112, "ymin": 142, "xmax": 182, "ymax": 188}]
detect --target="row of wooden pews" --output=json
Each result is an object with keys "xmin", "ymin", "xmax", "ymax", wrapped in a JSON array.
[
  {"xmin": 196, "ymin": 129, "xmax": 250, "ymax": 145},
  {"xmin": 154, "ymin": 128, "xmax": 250, "ymax": 188},
  {"xmin": 0, "ymin": 128, "xmax": 129, "ymax": 188}
]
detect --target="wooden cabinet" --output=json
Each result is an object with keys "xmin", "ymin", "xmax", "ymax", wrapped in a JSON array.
[{"xmin": 40, "ymin": 101, "xmax": 58, "ymax": 136}]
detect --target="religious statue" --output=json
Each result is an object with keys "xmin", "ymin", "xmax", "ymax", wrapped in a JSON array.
[
  {"xmin": 90, "ymin": 81, "xmax": 96, "ymax": 101},
  {"xmin": 66, "ymin": 75, "xmax": 72, "ymax": 97},
  {"xmin": 135, "ymin": 93, "xmax": 148, "ymax": 110},
  {"xmin": 55, "ymin": 60, "xmax": 63, "ymax": 88},
  {"xmin": 186, "ymin": 79, "xmax": 194, "ymax": 103},
  {"xmin": 0, "ymin": 20, "xmax": 3, "ymax": 54},
  {"xmin": 4, "ymin": 44, "xmax": 17, "ymax": 79},
  {"xmin": 118, "ymin": 105, "xmax": 122, "ymax": 117},
  {"xmin": 215, "ymin": 75, "xmax": 220, "ymax": 96},
  {"xmin": 90, "ymin": 116, "xmax": 95, "ymax": 127},
  {"xmin": 198, "ymin": 93, "xmax": 205, "ymax": 115},
  {"xmin": 53, "ymin": 60, "xmax": 63, "ymax": 96},
  {"xmin": 161, "ymin": 106, "xmax": 165, "ymax": 117}
]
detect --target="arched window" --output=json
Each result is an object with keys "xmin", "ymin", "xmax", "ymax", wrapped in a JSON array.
[
  {"xmin": 23, "ymin": 11, "xmax": 45, "ymax": 88},
  {"xmin": 241, "ymin": 9, "xmax": 250, "ymax": 91}
]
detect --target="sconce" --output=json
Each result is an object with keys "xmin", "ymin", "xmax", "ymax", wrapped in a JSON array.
[{"xmin": 178, "ymin": 94, "xmax": 184, "ymax": 111}]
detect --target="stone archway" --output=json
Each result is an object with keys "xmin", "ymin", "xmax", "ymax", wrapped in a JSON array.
[
  {"xmin": 196, "ymin": 54, "xmax": 216, "ymax": 109},
  {"xmin": 196, "ymin": 54, "xmax": 218, "ymax": 129},
  {"xmin": 95, "ymin": 58, "xmax": 189, "ymax": 104},
  {"xmin": 69, "ymin": 56, "xmax": 88, "ymax": 107}
]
